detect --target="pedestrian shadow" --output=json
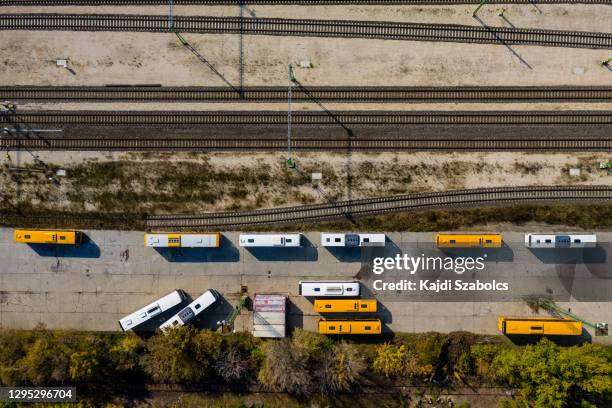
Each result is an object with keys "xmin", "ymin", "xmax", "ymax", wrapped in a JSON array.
[
  {"xmin": 27, "ymin": 234, "xmax": 101, "ymax": 258},
  {"xmin": 244, "ymin": 235, "xmax": 318, "ymax": 261},
  {"xmin": 153, "ymin": 235, "xmax": 239, "ymax": 262}
]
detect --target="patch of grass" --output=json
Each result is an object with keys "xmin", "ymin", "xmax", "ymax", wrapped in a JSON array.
[
  {"xmin": 270, "ymin": 204, "xmax": 612, "ymax": 233},
  {"xmin": 0, "ymin": 204, "xmax": 608, "ymax": 233}
]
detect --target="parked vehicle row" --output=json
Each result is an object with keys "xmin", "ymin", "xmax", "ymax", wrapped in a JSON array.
[
  {"xmin": 15, "ymin": 230, "xmax": 598, "ymax": 249},
  {"xmin": 299, "ymin": 280, "xmax": 382, "ymax": 335},
  {"xmin": 118, "ymin": 289, "xmax": 219, "ymax": 332}
]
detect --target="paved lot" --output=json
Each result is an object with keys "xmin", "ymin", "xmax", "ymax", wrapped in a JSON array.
[{"xmin": 0, "ymin": 228, "xmax": 610, "ymax": 342}]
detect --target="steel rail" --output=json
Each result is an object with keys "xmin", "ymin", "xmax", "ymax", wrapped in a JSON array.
[
  {"xmin": 1, "ymin": 14, "xmax": 610, "ymax": 49},
  {"xmin": 1, "ymin": 0, "xmax": 610, "ymax": 5},
  {"xmin": 0, "ymin": 187, "xmax": 609, "ymax": 229},
  {"xmin": 1, "ymin": 110, "xmax": 609, "ymax": 151},
  {"xmin": 144, "ymin": 186, "xmax": 612, "ymax": 229},
  {"xmin": 3, "ymin": 110, "xmax": 611, "ymax": 125},
  {"xmin": 3, "ymin": 85, "xmax": 612, "ymax": 103},
  {"xmin": 2, "ymin": 137, "xmax": 609, "ymax": 151}
]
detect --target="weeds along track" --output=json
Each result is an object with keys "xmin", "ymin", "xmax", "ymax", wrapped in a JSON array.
[
  {"xmin": 1, "ymin": 0, "xmax": 609, "ymax": 5},
  {"xmin": 144, "ymin": 186, "xmax": 612, "ymax": 229},
  {"xmin": 3, "ymin": 86, "xmax": 612, "ymax": 103},
  {"xmin": 1, "ymin": 14, "xmax": 610, "ymax": 49},
  {"xmin": 1, "ymin": 186, "xmax": 608, "ymax": 230},
  {"xmin": 2, "ymin": 110, "xmax": 610, "ymax": 151}
]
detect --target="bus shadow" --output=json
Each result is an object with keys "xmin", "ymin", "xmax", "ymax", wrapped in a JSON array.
[
  {"xmin": 504, "ymin": 329, "xmax": 592, "ymax": 346},
  {"xmin": 27, "ymin": 234, "xmax": 101, "ymax": 258},
  {"xmin": 438, "ymin": 242, "xmax": 514, "ymax": 262},
  {"xmin": 528, "ymin": 247, "xmax": 607, "ymax": 265},
  {"xmin": 287, "ymin": 299, "xmax": 304, "ymax": 333},
  {"xmin": 154, "ymin": 235, "xmax": 239, "ymax": 262},
  {"xmin": 192, "ymin": 295, "xmax": 234, "ymax": 331},
  {"xmin": 132, "ymin": 302, "xmax": 188, "ymax": 337},
  {"xmin": 245, "ymin": 236, "xmax": 318, "ymax": 261}
]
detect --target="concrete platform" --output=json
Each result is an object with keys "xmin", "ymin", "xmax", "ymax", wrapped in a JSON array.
[{"xmin": 0, "ymin": 228, "xmax": 610, "ymax": 343}]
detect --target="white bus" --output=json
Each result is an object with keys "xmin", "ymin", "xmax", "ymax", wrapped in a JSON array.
[
  {"xmin": 524, "ymin": 234, "xmax": 597, "ymax": 249},
  {"xmin": 321, "ymin": 233, "xmax": 386, "ymax": 247},
  {"xmin": 118, "ymin": 290, "xmax": 186, "ymax": 331},
  {"xmin": 145, "ymin": 233, "xmax": 220, "ymax": 248},
  {"xmin": 239, "ymin": 234, "xmax": 302, "ymax": 247},
  {"xmin": 159, "ymin": 289, "xmax": 220, "ymax": 331},
  {"xmin": 298, "ymin": 280, "xmax": 360, "ymax": 297}
]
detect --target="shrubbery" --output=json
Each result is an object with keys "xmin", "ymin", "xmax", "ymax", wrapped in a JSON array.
[{"xmin": 0, "ymin": 327, "xmax": 609, "ymax": 407}]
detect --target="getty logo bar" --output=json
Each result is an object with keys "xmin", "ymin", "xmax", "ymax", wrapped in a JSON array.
[{"xmin": 372, "ymin": 254, "xmax": 487, "ymax": 275}]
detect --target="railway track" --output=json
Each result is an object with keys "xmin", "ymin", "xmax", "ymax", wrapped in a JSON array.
[
  {"xmin": 2, "ymin": 110, "xmax": 609, "ymax": 151},
  {"xmin": 1, "ymin": 14, "xmax": 611, "ymax": 49},
  {"xmin": 4, "ymin": 85, "xmax": 612, "ymax": 103},
  {"xmin": 144, "ymin": 186, "xmax": 612, "ymax": 229},
  {"xmin": 3, "ymin": 110, "xmax": 611, "ymax": 126},
  {"xmin": 1, "ymin": 0, "xmax": 610, "ymax": 5},
  {"xmin": 0, "ymin": 186, "xmax": 609, "ymax": 229},
  {"xmin": 3, "ymin": 136, "xmax": 609, "ymax": 151}
]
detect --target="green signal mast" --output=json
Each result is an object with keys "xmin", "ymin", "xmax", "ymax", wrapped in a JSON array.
[
  {"xmin": 537, "ymin": 298, "xmax": 608, "ymax": 336},
  {"xmin": 473, "ymin": 0, "xmax": 490, "ymax": 17},
  {"xmin": 287, "ymin": 64, "xmax": 297, "ymax": 168}
]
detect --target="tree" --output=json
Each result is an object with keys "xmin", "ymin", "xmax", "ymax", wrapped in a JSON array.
[
  {"xmin": 372, "ymin": 342, "xmax": 408, "ymax": 378},
  {"xmin": 20, "ymin": 334, "xmax": 71, "ymax": 385},
  {"xmin": 69, "ymin": 350, "xmax": 100, "ymax": 382},
  {"xmin": 143, "ymin": 326, "xmax": 201, "ymax": 383},
  {"xmin": 493, "ymin": 338, "xmax": 612, "ymax": 408},
  {"xmin": 414, "ymin": 334, "xmax": 446, "ymax": 378},
  {"xmin": 257, "ymin": 338, "xmax": 313, "ymax": 395},
  {"xmin": 192, "ymin": 329, "xmax": 223, "ymax": 377},
  {"xmin": 318, "ymin": 341, "xmax": 365, "ymax": 393},
  {"xmin": 215, "ymin": 348, "xmax": 248, "ymax": 382},
  {"xmin": 469, "ymin": 343, "xmax": 502, "ymax": 382},
  {"xmin": 109, "ymin": 333, "xmax": 144, "ymax": 372}
]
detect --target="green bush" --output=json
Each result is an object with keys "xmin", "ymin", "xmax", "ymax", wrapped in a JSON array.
[
  {"xmin": 492, "ymin": 339, "xmax": 611, "ymax": 408},
  {"xmin": 372, "ymin": 343, "xmax": 408, "ymax": 378}
]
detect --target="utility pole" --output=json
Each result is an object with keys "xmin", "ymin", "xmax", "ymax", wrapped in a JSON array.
[
  {"xmin": 286, "ymin": 64, "xmax": 296, "ymax": 168},
  {"xmin": 473, "ymin": 0, "xmax": 489, "ymax": 17}
]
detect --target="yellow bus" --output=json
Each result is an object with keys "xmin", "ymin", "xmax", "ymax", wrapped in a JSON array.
[
  {"xmin": 318, "ymin": 319, "xmax": 382, "ymax": 335},
  {"xmin": 13, "ymin": 229, "xmax": 83, "ymax": 245},
  {"xmin": 436, "ymin": 233, "xmax": 502, "ymax": 248},
  {"xmin": 314, "ymin": 299, "xmax": 377, "ymax": 313},
  {"xmin": 498, "ymin": 316, "xmax": 582, "ymax": 336}
]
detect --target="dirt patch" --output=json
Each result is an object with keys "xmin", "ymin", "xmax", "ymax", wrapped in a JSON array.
[{"xmin": 1, "ymin": 151, "xmax": 609, "ymax": 215}]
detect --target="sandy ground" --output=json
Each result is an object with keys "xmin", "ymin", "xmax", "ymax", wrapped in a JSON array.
[
  {"xmin": 3, "ymin": 151, "xmax": 610, "ymax": 213},
  {"xmin": 4, "ymin": 4, "xmax": 612, "ymax": 33},
  {"xmin": 1, "ymin": 31, "xmax": 610, "ymax": 88},
  {"xmin": 15, "ymin": 102, "xmax": 612, "ymax": 111}
]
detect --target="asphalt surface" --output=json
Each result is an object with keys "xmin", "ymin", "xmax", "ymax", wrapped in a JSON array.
[{"xmin": 0, "ymin": 229, "xmax": 610, "ymax": 342}]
